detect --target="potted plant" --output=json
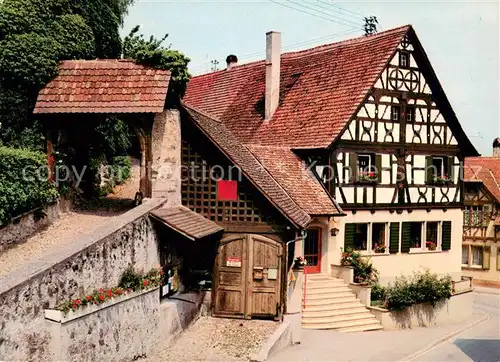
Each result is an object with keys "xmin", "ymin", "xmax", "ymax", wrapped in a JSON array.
[
  {"xmin": 293, "ymin": 256, "xmax": 307, "ymax": 269},
  {"xmin": 359, "ymin": 171, "xmax": 378, "ymax": 183},
  {"xmin": 426, "ymin": 241, "xmax": 437, "ymax": 251},
  {"xmin": 433, "ymin": 174, "xmax": 451, "ymax": 185},
  {"xmin": 373, "ymin": 243, "xmax": 386, "ymax": 254}
]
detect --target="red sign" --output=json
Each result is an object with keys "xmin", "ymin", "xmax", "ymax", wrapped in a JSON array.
[{"xmin": 217, "ymin": 180, "xmax": 238, "ymax": 201}]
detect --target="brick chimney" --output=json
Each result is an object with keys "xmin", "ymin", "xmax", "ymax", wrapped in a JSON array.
[
  {"xmin": 265, "ymin": 31, "xmax": 281, "ymax": 120},
  {"xmin": 493, "ymin": 138, "xmax": 500, "ymax": 158}
]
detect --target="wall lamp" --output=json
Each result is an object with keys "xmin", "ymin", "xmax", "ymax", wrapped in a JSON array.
[{"xmin": 330, "ymin": 227, "xmax": 340, "ymax": 237}]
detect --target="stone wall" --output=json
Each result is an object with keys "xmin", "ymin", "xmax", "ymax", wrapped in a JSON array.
[
  {"xmin": 44, "ymin": 288, "xmax": 205, "ymax": 361},
  {"xmin": 0, "ymin": 199, "xmax": 165, "ymax": 361},
  {"xmin": 0, "ymin": 200, "xmax": 70, "ymax": 253}
]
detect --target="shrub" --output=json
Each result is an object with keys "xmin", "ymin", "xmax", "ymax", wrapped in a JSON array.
[
  {"xmin": 111, "ymin": 155, "xmax": 132, "ymax": 185},
  {"xmin": 341, "ymin": 247, "xmax": 379, "ymax": 284},
  {"xmin": 371, "ymin": 284, "xmax": 386, "ymax": 302},
  {"xmin": 384, "ymin": 270, "xmax": 452, "ymax": 311},
  {"xmin": 0, "ymin": 146, "xmax": 58, "ymax": 225},
  {"xmin": 118, "ymin": 267, "xmax": 143, "ymax": 291}
]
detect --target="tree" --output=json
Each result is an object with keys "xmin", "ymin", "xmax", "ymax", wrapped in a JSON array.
[
  {"xmin": 0, "ymin": 0, "xmax": 135, "ymax": 148},
  {"xmin": 123, "ymin": 26, "xmax": 191, "ymax": 98}
]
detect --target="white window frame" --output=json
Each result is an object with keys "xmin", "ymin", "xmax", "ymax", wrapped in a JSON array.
[
  {"xmin": 350, "ymin": 222, "xmax": 389, "ymax": 254},
  {"xmin": 409, "ymin": 221, "xmax": 442, "ymax": 252},
  {"xmin": 471, "ymin": 245, "xmax": 484, "ymax": 268},
  {"xmin": 400, "ymin": 52, "xmax": 409, "ymax": 68},
  {"xmin": 358, "ymin": 154, "xmax": 374, "ymax": 174},
  {"xmin": 391, "ymin": 106, "xmax": 400, "ymax": 121},
  {"xmin": 432, "ymin": 157, "xmax": 445, "ymax": 178},
  {"xmin": 461, "ymin": 245, "xmax": 470, "ymax": 266}
]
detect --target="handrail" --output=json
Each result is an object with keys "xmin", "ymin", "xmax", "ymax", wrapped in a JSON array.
[{"xmin": 303, "ymin": 267, "xmax": 307, "ymax": 310}]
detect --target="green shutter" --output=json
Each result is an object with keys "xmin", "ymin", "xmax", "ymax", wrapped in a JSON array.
[
  {"xmin": 442, "ymin": 221, "xmax": 452, "ymax": 251},
  {"xmin": 344, "ymin": 224, "xmax": 355, "ymax": 251},
  {"xmin": 389, "ymin": 223, "xmax": 400, "ymax": 254},
  {"xmin": 349, "ymin": 153, "xmax": 358, "ymax": 183},
  {"xmin": 375, "ymin": 155, "xmax": 382, "ymax": 184},
  {"xmin": 426, "ymin": 156, "xmax": 433, "ymax": 184},
  {"xmin": 401, "ymin": 222, "xmax": 411, "ymax": 253},
  {"xmin": 483, "ymin": 246, "xmax": 491, "ymax": 270}
]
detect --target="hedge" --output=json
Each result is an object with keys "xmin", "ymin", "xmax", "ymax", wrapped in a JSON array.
[{"xmin": 0, "ymin": 146, "xmax": 58, "ymax": 225}]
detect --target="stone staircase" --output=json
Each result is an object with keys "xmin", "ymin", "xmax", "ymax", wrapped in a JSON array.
[{"xmin": 302, "ymin": 274, "xmax": 383, "ymax": 332}]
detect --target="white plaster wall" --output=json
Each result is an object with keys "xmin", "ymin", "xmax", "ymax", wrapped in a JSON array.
[{"xmin": 326, "ymin": 209, "xmax": 463, "ymax": 285}]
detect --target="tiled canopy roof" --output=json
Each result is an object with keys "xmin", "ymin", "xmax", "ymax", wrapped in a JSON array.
[
  {"xmin": 182, "ymin": 103, "xmax": 343, "ymax": 227},
  {"xmin": 184, "ymin": 26, "xmax": 410, "ymax": 149},
  {"xmin": 150, "ymin": 206, "xmax": 223, "ymax": 240},
  {"xmin": 34, "ymin": 60, "xmax": 170, "ymax": 114},
  {"xmin": 247, "ymin": 145, "xmax": 342, "ymax": 216},
  {"xmin": 464, "ymin": 157, "xmax": 500, "ymax": 203}
]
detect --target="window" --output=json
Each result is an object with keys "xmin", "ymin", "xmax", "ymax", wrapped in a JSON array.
[
  {"xmin": 465, "ymin": 206, "xmax": 484, "ymax": 227},
  {"xmin": 391, "ymin": 106, "xmax": 400, "ymax": 121},
  {"xmin": 471, "ymin": 245, "xmax": 483, "ymax": 267},
  {"xmin": 399, "ymin": 51, "xmax": 410, "ymax": 68},
  {"xmin": 426, "ymin": 156, "xmax": 452, "ymax": 184},
  {"xmin": 372, "ymin": 223, "xmax": 386, "ymax": 252},
  {"xmin": 462, "ymin": 245, "xmax": 469, "ymax": 265},
  {"xmin": 409, "ymin": 222, "xmax": 423, "ymax": 248},
  {"xmin": 405, "ymin": 106, "xmax": 415, "ymax": 123},
  {"xmin": 354, "ymin": 223, "xmax": 369, "ymax": 251},
  {"xmin": 426, "ymin": 222, "xmax": 439, "ymax": 250}
]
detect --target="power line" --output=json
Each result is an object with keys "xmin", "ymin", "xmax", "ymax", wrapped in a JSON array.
[
  {"xmin": 283, "ymin": 0, "xmax": 360, "ymax": 28},
  {"xmin": 268, "ymin": 0, "xmax": 359, "ymax": 29},
  {"xmin": 315, "ymin": 0, "xmax": 365, "ymax": 18},
  {"xmin": 310, "ymin": 0, "xmax": 364, "ymax": 22}
]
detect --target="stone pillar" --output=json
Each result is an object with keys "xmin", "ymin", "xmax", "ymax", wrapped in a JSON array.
[{"xmin": 150, "ymin": 109, "xmax": 182, "ymax": 205}]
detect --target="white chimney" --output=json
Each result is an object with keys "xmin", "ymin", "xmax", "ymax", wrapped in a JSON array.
[
  {"xmin": 265, "ymin": 31, "xmax": 281, "ymax": 120},
  {"xmin": 493, "ymin": 138, "xmax": 500, "ymax": 158}
]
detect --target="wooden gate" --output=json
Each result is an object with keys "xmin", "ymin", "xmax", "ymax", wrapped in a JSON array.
[{"xmin": 214, "ymin": 234, "xmax": 283, "ymax": 319}]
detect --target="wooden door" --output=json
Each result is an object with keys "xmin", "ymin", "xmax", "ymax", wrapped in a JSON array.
[
  {"xmin": 214, "ymin": 235, "xmax": 247, "ymax": 317},
  {"xmin": 248, "ymin": 235, "xmax": 283, "ymax": 318},
  {"xmin": 304, "ymin": 228, "xmax": 322, "ymax": 274},
  {"xmin": 214, "ymin": 234, "xmax": 283, "ymax": 319}
]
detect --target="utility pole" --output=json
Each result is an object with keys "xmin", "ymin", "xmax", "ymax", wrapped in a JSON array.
[
  {"xmin": 210, "ymin": 59, "xmax": 220, "ymax": 72},
  {"xmin": 364, "ymin": 16, "xmax": 378, "ymax": 36}
]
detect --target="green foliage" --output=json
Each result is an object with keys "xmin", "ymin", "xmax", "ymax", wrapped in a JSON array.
[
  {"xmin": 340, "ymin": 247, "xmax": 379, "ymax": 284},
  {"xmin": 123, "ymin": 25, "xmax": 191, "ymax": 97},
  {"xmin": 371, "ymin": 284, "xmax": 386, "ymax": 302},
  {"xmin": 0, "ymin": 146, "xmax": 58, "ymax": 224},
  {"xmin": 112, "ymin": 155, "xmax": 132, "ymax": 184},
  {"xmin": 383, "ymin": 270, "xmax": 452, "ymax": 311},
  {"xmin": 0, "ymin": 0, "xmax": 135, "ymax": 148},
  {"xmin": 118, "ymin": 267, "xmax": 143, "ymax": 291}
]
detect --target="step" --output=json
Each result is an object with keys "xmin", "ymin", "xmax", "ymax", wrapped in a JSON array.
[
  {"xmin": 337, "ymin": 323, "xmax": 384, "ymax": 333},
  {"xmin": 302, "ymin": 306, "xmax": 369, "ymax": 318},
  {"xmin": 302, "ymin": 317, "xmax": 382, "ymax": 330},
  {"xmin": 302, "ymin": 301, "xmax": 363, "ymax": 312},
  {"xmin": 305, "ymin": 292, "xmax": 355, "ymax": 301},
  {"xmin": 306, "ymin": 281, "xmax": 346, "ymax": 289},
  {"xmin": 306, "ymin": 274, "xmax": 336, "ymax": 281},
  {"xmin": 302, "ymin": 312, "xmax": 374, "ymax": 325},
  {"xmin": 306, "ymin": 286, "xmax": 351, "ymax": 294},
  {"xmin": 303, "ymin": 296, "xmax": 357, "ymax": 307}
]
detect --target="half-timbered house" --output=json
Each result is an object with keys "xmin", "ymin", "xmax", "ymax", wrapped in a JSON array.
[
  {"xmin": 463, "ymin": 143, "xmax": 500, "ymax": 287},
  {"xmin": 184, "ymin": 25, "xmax": 478, "ymax": 287}
]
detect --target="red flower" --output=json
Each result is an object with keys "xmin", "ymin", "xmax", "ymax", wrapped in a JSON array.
[
  {"xmin": 369, "ymin": 172, "xmax": 375, "ymax": 177},
  {"xmin": 99, "ymin": 294, "xmax": 105, "ymax": 301},
  {"xmin": 107, "ymin": 289, "xmax": 113, "ymax": 298},
  {"xmin": 86, "ymin": 295, "xmax": 92, "ymax": 301},
  {"xmin": 72, "ymin": 304, "xmax": 77, "ymax": 310},
  {"xmin": 115, "ymin": 288, "xmax": 122, "ymax": 295},
  {"xmin": 98, "ymin": 288, "xmax": 104, "ymax": 293},
  {"xmin": 143, "ymin": 279, "xmax": 149, "ymax": 287},
  {"xmin": 75, "ymin": 299, "xmax": 81, "ymax": 305}
]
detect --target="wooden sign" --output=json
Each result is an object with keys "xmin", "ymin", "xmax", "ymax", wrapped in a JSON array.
[{"xmin": 226, "ymin": 257, "xmax": 241, "ymax": 267}]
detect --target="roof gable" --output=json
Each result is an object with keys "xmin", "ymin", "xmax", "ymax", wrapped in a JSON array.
[
  {"xmin": 184, "ymin": 26, "xmax": 410, "ymax": 148},
  {"xmin": 465, "ymin": 157, "xmax": 500, "ymax": 203},
  {"xmin": 34, "ymin": 60, "xmax": 171, "ymax": 114}
]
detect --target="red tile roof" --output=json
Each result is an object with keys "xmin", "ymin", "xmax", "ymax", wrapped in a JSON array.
[
  {"xmin": 34, "ymin": 60, "xmax": 170, "ymax": 114},
  {"xmin": 182, "ymin": 103, "xmax": 343, "ymax": 227},
  {"xmin": 150, "ymin": 206, "xmax": 223, "ymax": 240},
  {"xmin": 184, "ymin": 25, "xmax": 410, "ymax": 148},
  {"xmin": 247, "ymin": 145, "xmax": 342, "ymax": 216},
  {"xmin": 465, "ymin": 157, "xmax": 500, "ymax": 203}
]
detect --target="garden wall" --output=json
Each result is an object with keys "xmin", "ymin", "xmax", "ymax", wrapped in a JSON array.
[
  {"xmin": 0, "ymin": 199, "xmax": 71, "ymax": 253},
  {"xmin": 0, "ymin": 198, "xmax": 165, "ymax": 362},
  {"xmin": 368, "ymin": 290, "xmax": 474, "ymax": 330},
  {"xmin": 44, "ymin": 288, "xmax": 205, "ymax": 361}
]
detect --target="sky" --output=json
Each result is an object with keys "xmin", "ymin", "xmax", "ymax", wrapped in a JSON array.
[{"xmin": 122, "ymin": 0, "xmax": 499, "ymax": 155}]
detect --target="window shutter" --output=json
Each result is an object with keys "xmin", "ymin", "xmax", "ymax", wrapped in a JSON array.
[
  {"xmin": 425, "ymin": 156, "xmax": 433, "ymax": 184},
  {"xmin": 447, "ymin": 156, "xmax": 455, "ymax": 183},
  {"xmin": 389, "ymin": 223, "xmax": 400, "ymax": 254},
  {"xmin": 349, "ymin": 153, "xmax": 358, "ymax": 183},
  {"xmin": 375, "ymin": 155, "xmax": 382, "ymax": 184},
  {"xmin": 442, "ymin": 221, "xmax": 452, "ymax": 251},
  {"xmin": 482, "ymin": 246, "xmax": 491, "ymax": 270},
  {"xmin": 401, "ymin": 222, "xmax": 411, "ymax": 253},
  {"xmin": 344, "ymin": 224, "xmax": 355, "ymax": 251},
  {"xmin": 496, "ymin": 248, "xmax": 500, "ymax": 271}
]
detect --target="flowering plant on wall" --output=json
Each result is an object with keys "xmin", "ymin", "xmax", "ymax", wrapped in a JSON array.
[
  {"xmin": 373, "ymin": 243, "xmax": 386, "ymax": 254},
  {"xmin": 57, "ymin": 267, "xmax": 164, "ymax": 314},
  {"xmin": 359, "ymin": 171, "xmax": 377, "ymax": 182},
  {"xmin": 426, "ymin": 241, "xmax": 437, "ymax": 251},
  {"xmin": 293, "ymin": 256, "xmax": 307, "ymax": 268},
  {"xmin": 433, "ymin": 174, "xmax": 451, "ymax": 184}
]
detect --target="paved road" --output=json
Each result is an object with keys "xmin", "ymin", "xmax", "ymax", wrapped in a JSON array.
[
  {"xmin": 270, "ymin": 289, "xmax": 500, "ymax": 362},
  {"xmin": 412, "ymin": 289, "xmax": 500, "ymax": 362}
]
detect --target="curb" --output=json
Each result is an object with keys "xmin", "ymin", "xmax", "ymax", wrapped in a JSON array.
[
  {"xmin": 402, "ymin": 310, "xmax": 490, "ymax": 361},
  {"xmin": 250, "ymin": 320, "xmax": 292, "ymax": 362}
]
